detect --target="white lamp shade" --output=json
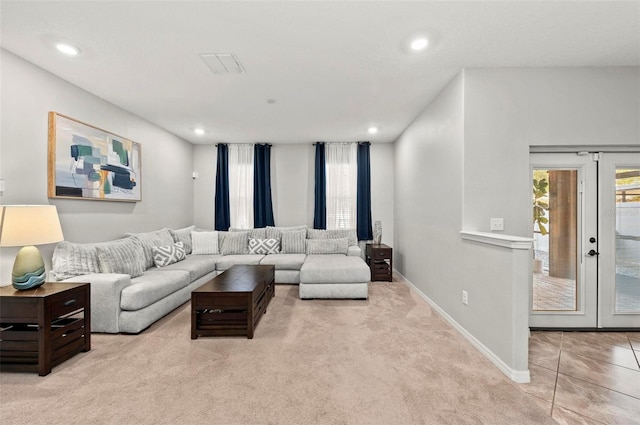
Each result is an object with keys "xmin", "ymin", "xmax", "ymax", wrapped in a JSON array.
[{"xmin": 0, "ymin": 205, "xmax": 64, "ymax": 247}]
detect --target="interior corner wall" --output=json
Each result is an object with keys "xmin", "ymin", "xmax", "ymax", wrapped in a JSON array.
[
  {"xmin": 193, "ymin": 142, "xmax": 395, "ymax": 241},
  {"xmin": 394, "ymin": 66, "xmax": 640, "ymax": 377},
  {"xmin": 0, "ymin": 49, "xmax": 195, "ymax": 284},
  {"xmin": 394, "ymin": 71, "xmax": 465, "ymax": 321}
]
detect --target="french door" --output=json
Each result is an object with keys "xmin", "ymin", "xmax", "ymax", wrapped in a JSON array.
[{"xmin": 530, "ymin": 151, "xmax": 640, "ymax": 329}]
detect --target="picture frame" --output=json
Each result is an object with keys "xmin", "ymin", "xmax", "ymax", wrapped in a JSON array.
[{"xmin": 48, "ymin": 112, "xmax": 142, "ymax": 202}]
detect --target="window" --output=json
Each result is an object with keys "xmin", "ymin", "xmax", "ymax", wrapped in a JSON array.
[
  {"xmin": 325, "ymin": 143, "xmax": 357, "ymax": 229},
  {"xmin": 228, "ymin": 144, "xmax": 254, "ymax": 229}
]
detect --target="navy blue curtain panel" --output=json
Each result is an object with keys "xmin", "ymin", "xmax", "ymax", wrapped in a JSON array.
[
  {"xmin": 313, "ymin": 142, "xmax": 327, "ymax": 229},
  {"xmin": 253, "ymin": 144, "xmax": 275, "ymax": 228},
  {"xmin": 214, "ymin": 144, "xmax": 230, "ymax": 231},
  {"xmin": 357, "ymin": 142, "xmax": 373, "ymax": 240}
]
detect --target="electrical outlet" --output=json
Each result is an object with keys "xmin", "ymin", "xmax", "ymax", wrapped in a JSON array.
[
  {"xmin": 490, "ymin": 218, "xmax": 504, "ymax": 231},
  {"xmin": 462, "ymin": 290, "xmax": 469, "ymax": 306}
]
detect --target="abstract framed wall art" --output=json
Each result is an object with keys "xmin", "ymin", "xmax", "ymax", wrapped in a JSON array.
[{"xmin": 48, "ymin": 112, "xmax": 142, "ymax": 202}]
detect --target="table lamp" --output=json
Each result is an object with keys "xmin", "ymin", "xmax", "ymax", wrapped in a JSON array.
[{"xmin": 0, "ymin": 205, "xmax": 64, "ymax": 290}]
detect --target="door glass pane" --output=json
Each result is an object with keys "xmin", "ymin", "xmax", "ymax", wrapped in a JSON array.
[
  {"xmin": 532, "ymin": 169, "xmax": 578, "ymax": 311},
  {"xmin": 615, "ymin": 168, "xmax": 640, "ymax": 313}
]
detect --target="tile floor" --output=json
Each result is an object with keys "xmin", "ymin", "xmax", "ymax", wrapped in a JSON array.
[{"xmin": 524, "ymin": 331, "xmax": 640, "ymax": 424}]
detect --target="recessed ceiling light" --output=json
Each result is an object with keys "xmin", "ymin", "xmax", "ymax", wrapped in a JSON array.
[
  {"xmin": 266, "ymin": 98, "xmax": 276, "ymax": 104},
  {"xmin": 368, "ymin": 127, "xmax": 379, "ymax": 134},
  {"xmin": 410, "ymin": 38, "xmax": 428, "ymax": 51},
  {"xmin": 194, "ymin": 128, "xmax": 205, "ymax": 135},
  {"xmin": 55, "ymin": 43, "xmax": 80, "ymax": 56}
]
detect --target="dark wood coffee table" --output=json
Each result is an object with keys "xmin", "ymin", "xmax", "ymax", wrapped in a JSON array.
[{"xmin": 191, "ymin": 265, "xmax": 275, "ymax": 339}]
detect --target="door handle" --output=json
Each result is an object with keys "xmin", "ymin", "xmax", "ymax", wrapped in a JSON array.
[{"xmin": 587, "ymin": 250, "xmax": 599, "ymax": 256}]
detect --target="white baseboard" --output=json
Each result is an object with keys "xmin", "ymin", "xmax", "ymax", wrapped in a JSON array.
[{"xmin": 392, "ymin": 270, "xmax": 531, "ymax": 384}]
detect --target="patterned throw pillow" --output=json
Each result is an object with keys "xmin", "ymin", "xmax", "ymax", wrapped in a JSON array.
[
  {"xmin": 280, "ymin": 229, "xmax": 306, "ymax": 254},
  {"xmin": 306, "ymin": 237, "xmax": 349, "ymax": 255},
  {"xmin": 96, "ymin": 238, "xmax": 146, "ymax": 277},
  {"xmin": 152, "ymin": 242, "xmax": 186, "ymax": 267},
  {"xmin": 248, "ymin": 238, "xmax": 280, "ymax": 255},
  {"xmin": 191, "ymin": 231, "xmax": 219, "ymax": 255},
  {"xmin": 220, "ymin": 231, "xmax": 249, "ymax": 255}
]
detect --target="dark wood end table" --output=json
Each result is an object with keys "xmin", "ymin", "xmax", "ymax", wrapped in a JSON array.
[
  {"xmin": 0, "ymin": 282, "xmax": 91, "ymax": 376},
  {"xmin": 366, "ymin": 243, "xmax": 393, "ymax": 282}
]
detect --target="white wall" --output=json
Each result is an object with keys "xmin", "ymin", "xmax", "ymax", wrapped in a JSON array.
[
  {"xmin": 193, "ymin": 142, "xmax": 394, "ymax": 242},
  {"xmin": 0, "ymin": 49, "xmax": 195, "ymax": 284},
  {"xmin": 394, "ymin": 66, "xmax": 640, "ymax": 379},
  {"xmin": 464, "ymin": 67, "xmax": 640, "ymax": 236}
]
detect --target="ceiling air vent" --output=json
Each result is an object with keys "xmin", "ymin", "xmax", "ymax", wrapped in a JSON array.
[{"xmin": 200, "ymin": 52, "xmax": 245, "ymax": 74}]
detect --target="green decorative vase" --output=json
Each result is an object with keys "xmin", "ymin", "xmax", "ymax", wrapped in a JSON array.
[{"xmin": 12, "ymin": 246, "xmax": 46, "ymax": 290}]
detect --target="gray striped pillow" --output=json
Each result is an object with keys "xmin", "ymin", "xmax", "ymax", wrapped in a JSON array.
[
  {"xmin": 125, "ymin": 228, "xmax": 175, "ymax": 269},
  {"xmin": 307, "ymin": 228, "xmax": 358, "ymax": 247},
  {"xmin": 220, "ymin": 231, "xmax": 249, "ymax": 255},
  {"xmin": 281, "ymin": 229, "xmax": 306, "ymax": 254},
  {"xmin": 266, "ymin": 225, "xmax": 307, "ymax": 240},
  {"xmin": 306, "ymin": 237, "xmax": 349, "ymax": 255},
  {"xmin": 230, "ymin": 227, "xmax": 267, "ymax": 239},
  {"xmin": 96, "ymin": 238, "xmax": 146, "ymax": 277},
  {"xmin": 52, "ymin": 241, "xmax": 102, "ymax": 280},
  {"xmin": 169, "ymin": 225, "xmax": 196, "ymax": 254}
]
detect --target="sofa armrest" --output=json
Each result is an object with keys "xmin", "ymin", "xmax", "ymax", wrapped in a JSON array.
[
  {"xmin": 347, "ymin": 246, "xmax": 362, "ymax": 257},
  {"xmin": 63, "ymin": 273, "xmax": 131, "ymax": 333}
]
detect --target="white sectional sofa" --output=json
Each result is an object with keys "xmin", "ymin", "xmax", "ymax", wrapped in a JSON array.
[{"xmin": 52, "ymin": 225, "xmax": 371, "ymax": 334}]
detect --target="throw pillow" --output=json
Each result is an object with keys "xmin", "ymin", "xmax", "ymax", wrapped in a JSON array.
[
  {"xmin": 265, "ymin": 225, "xmax": 307, "ymax": 240},
  {"xmin": 248, "ymin": 238, "xmax": 280, "ymax": 255},
  {"xmin": 51, "ymin": 241, "xmax": 101, "ymax": 280},
  {"xmin": 230, "ymin": 227, "xmax": 267, "ymax": 239},
  {"xmin": 191, "ymin": 231, "xmax": 219, "ymax": 255},
  {"xmin": 125, "ymin": 228, "xmax": 175, "ymax": 269},
  {"xmin": 169, "ymin": 225, "xmax": 196, "ymax": 254},
  {"xmin": 306, "ymin": 237, "xmax": 349, "ymax": 255},
  {"xmin": 307, "ymin": 228, "xmax": 358, "ymax": 247},
  {"xmin": 220, "ymin": 231, "xmax": 249, "ymax": 255},
  {"xmin": 280, "ymin": 229, "xmax": 306, "ymax": 254},
  {"xmin": 96, "ymin": 238, "xmax": 146, "ymax": 278},
  {"xmin": 152, "ymin": 242, "xmax": 186, "ymax": 267}
]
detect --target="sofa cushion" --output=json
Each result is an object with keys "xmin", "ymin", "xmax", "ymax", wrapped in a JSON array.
[
  {"xmin": 216, "ymin": 254, "xmax": 264, "ymax": 271},
  {"xmin": 121, "ymin": 270, "xmax": 190, "ymax": 311},
  {"xmin": 146, "ymin": 254, "xmax": 219, "ymax": 282},
  {"xmin": 249, "ymin": 238, "xmax": 280, "ymax": 255},
  {"xmin": 96, "ymin": 238, "xmax": 146, "ymax": 278},
  {"xmin": 300, "ymin": 255, "xmax": 370, "ymax": 283},
  {"xmin": 125, "ymin": 228, "xmax": 175, "ymax": 270},
  {"xmin": 265, "ymin": 225, "xmax": 307, "ymax": 240},
  {"xmin": 259, "ymin": 254, "xmax": 306, "ymax": 270},
  {"xmin": 307, "ymin": 228, "xmax": 358, "ymax": 247},
  {"xmin": 281, "ymin": 229, "xmax": 306, "ymax": 254},
  {"xmin": 220, "ymin": 231, "xmax": 249, "ymax": 255},
  {"xmin": 169, "ymin": 225, "xmax": 196, "ymax": 254},
  {"xmin": 231, "ymin": 227, "xmax": 267, "ymax": 239},
  {"xmin": 192, "ymin": 231, "xmax": 219, "ymax": 255},
  {"xmin": 152, "ymin": 242, "xmax": 186, "ymax": 268},
  {"xmin": 306, "ymin": 238, "xmax": 349, "ymax": 255}
]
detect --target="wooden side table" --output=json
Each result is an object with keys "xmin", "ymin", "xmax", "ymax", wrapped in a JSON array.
[
  {"xmin": 0, "ymin": 282, "xmax": 91, "ymax": 376},
  {"xmin": 366, "ymin": 243, "xmax": 393, "ymax": 282}
]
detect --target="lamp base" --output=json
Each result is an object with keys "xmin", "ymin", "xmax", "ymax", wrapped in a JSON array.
[{"xmin": 11, "ymin": 246, "xmax": 47, "ymax": 290}]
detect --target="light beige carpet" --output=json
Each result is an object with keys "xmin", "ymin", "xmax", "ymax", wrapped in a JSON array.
[{"xmin": 0, "ymin": 282, "xmax": 555, "ymax": 425}]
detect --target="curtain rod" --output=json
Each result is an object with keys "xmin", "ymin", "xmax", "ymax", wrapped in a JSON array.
[
  {"xmin": 312, "ymin": 141, "xmax": 370, "ymax": 145},
  {"xmin": 214, "ymin": 143, "xmax": 272, "ymax": 147}
]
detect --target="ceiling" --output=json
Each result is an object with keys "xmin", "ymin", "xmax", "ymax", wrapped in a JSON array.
[{"xmin": 1, "ymin": 1, "xmax": 639, "ymax": 145}]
